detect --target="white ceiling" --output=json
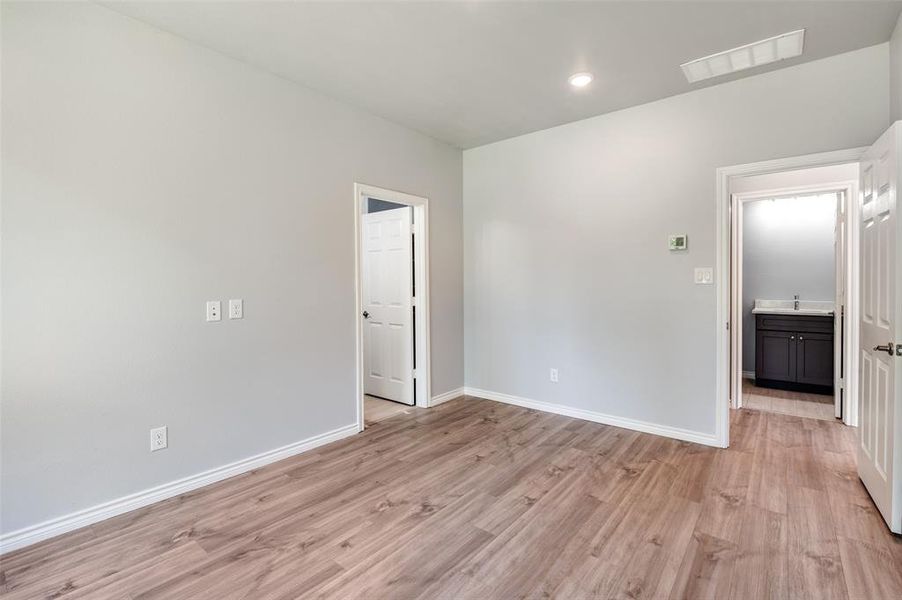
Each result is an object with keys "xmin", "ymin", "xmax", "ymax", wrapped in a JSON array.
[{"xmin": 104, "ymin": 1, "xmax": 902, "ymax": 149}]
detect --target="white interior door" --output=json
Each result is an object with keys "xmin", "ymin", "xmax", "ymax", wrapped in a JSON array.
[
  {"xmin": 362, "ymin": 206, "xmax": 415, "ymax": 405},
  {"xmin": 858, "ymin": 122, "xmax": 902, "ymax": 533}
]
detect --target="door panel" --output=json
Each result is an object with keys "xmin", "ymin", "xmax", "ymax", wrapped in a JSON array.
[
  {"xmin": 858, "ymin": 122, "xmax": 901, "ymax": 533},
  {"xmin": 362, "ymin": 206, "xmax": 414, "ymax": 405},
  {"xmin": 861, "ymin": 350, "xmax": 873, "ymax": 460},
  {"xmin": 365, "ymin": 320, "xmax": 386, "ymax": 379}
]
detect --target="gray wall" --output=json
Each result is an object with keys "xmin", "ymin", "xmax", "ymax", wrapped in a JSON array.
[
  {"xmin": 463, "ymin": 44, "xmax": 889, "ymax": 437},
  {"xmin": 892, "ymin": 11, "xmax": 902, "ymax": 123},
  {"xmin": 1, "ymin": 2, "xmax": 463, "ymax": 534},
  {"xmin": 741, "ymin": 195, "xmax": 837, "ymax": 373},
  {"xmin": 367, "ymin": 198, "xmax": 407, "ymax": 213}
]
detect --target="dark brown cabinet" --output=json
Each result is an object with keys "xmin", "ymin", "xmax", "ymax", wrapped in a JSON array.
[
  {"xmin": 755, "ymin": 314, "xmax": 833, "ymax": 394},
  {"xmin": 757, "ymin": 330, "xmax": 796, "ymax": 383}
]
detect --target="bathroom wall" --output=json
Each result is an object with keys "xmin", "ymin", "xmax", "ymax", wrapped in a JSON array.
[
  {"xmin": 741, "ymin": 194, "xmax": 837, "ymax": 372},
  {"xmin": 367, "ymin": 198, "xmax": 408, "ymax": 213}
]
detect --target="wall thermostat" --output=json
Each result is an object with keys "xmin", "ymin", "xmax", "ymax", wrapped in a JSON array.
[{"xmin": 669, "ymin": 234, "xmax": 688, "ymax": 251}]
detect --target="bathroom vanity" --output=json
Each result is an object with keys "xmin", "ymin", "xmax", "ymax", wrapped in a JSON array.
[{"xmin": 752, "ymin": 300, "xmax": 834, "ymax": 395}]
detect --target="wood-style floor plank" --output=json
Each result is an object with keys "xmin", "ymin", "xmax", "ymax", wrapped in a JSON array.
[{"xmin": 2, "ymin": 397, "xmax": 902, "ymax": 599}]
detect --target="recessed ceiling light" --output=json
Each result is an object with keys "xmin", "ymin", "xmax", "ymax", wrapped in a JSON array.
[
  {"xmin": 568, "ymin": 72, "xmax": 593, "ymax": 88},
  {"xmin": 680, "ymin": 29, "xmax": 806, "ymax": 83}
]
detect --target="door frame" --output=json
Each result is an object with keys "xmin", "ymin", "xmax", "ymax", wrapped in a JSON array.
[
  {"xmin": 715, "ymin": 147, "xmax": 866, "ymax": 447},
  {"xmin": 730, "ymin": 182, "xmax": 855, "ymax": 422},
  {"xmin": 354, "ymin": 183, "xmax": 432, "ymax": 432}
]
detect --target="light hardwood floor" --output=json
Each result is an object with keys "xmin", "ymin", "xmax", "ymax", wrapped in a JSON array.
[
  {"xmin": 743, "ymin": 379, "xmax": 836, "ymax": 421},
  {"xmin": 364, "ymin": 395, "xmax": 419, "ymax": 426},
  {"xmin": 2, "ymin": 396, "xmax": 901, "ymax": 599}
]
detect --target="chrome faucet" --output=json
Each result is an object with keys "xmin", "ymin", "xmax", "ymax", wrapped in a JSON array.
[{"xmin": 794, "ymin": 294, "xmax": 800, "ymax": 311}]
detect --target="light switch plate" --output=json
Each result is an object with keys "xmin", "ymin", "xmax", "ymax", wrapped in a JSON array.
[
  {"xmin": 229, "ymin": 299, "xmax": 243, "ymax": 319},
  {"xmin": 694, "ymin": 267, "xmax": 713, "ymax": 284},
  {"xmin": 206, "ymin": 300, "xmax": 221, "ymax": 322},
  {"xmin": 669, "ymin": 234, "xmax": 688, "ymax": 251}
]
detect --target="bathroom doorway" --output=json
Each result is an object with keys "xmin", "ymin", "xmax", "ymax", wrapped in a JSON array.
[
  {"xmin": 729, "ymin": 162, "xmax": 859, "ymax": 423},
  {"xmin": 354, "ymin": 183, "xmax": 432, "ymax": 432}
]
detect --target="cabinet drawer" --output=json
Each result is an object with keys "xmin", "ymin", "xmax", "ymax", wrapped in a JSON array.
[{"xmin": 755, "ymin": 314, "xmax": 833, "ymax": 334}]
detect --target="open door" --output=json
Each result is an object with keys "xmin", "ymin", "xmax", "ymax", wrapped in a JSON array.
[
  {"xmin": 362, "ymin": 206, "xmax": 415, "ymax": 405},
  {"xmin": 858, "ymin": 122, "xmax": 902, "ymax": 533}
]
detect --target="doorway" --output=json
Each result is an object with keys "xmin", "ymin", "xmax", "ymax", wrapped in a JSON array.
[
  {"xmin": 354, "ymin": 183, "xmax": 431, "ymax": 431},
  {"xmin": 714, "ymin": 147, "xmax": 866, "ymax": 448},
  {"xmin": 731, "ymin": 169, "xmax": 857, "ymax": 424},
  {"xmin": 715, "ymin": 124, "xmax": 902, "ymax": 533}
]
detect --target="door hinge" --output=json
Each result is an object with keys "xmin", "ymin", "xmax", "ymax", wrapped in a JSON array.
[
  {"xmin": 411, "ymin": 296, "xmax": 417, "ymax": 307},
  {"xmin": 412, "ymin": 369, "xmax": 417, "ymax": 379}
]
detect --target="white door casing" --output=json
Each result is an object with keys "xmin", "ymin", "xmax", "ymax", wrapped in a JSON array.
[
  {"xmin": 717, "ymin": 147, "xmax": 867, "ymax": 448},
  {"xmin": 858, "ymin": 122, "xmax": 902, "ymax": 533},
  {"xmin": 362, "ymin": 206, "xmax": 415, "ymax": 405},
  {"xmin": 835, "ymin": 191, "xmax": 846, "ymax": 419}
]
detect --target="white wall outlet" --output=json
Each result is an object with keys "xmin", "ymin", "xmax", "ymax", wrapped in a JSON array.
[
  {"xmin": 150, "ymin": 426, "xmax": 168, "ymax": 452},
  {"xmin": 229, "ymin": 298, "xmax": 243, "ymax": 319},
  {"xmin": 206, "ymin": 300, "xmax": 221, "ymax": 322},
  {"xmin": 694, "ymin": 267, "xmax": 713, "ymax": 285},
  {"xmin": 550, "ymin": 368, "xmax": 559, "ymax": 383}
]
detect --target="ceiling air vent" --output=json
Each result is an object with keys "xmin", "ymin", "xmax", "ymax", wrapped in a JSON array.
[{"xmin": 680, "ymin": 29, "xmax": 806, "ymax": 83}]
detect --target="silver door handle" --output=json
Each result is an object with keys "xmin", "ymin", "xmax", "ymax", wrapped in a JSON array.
[{"xmin": 874, "ymin": 342, "xmax": 895, "ymax": 356}]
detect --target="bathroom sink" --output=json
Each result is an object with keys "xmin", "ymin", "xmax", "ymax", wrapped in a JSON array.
[{"xmin": 751, "ymin": 299, "xmax": 834, "ymax": 316}]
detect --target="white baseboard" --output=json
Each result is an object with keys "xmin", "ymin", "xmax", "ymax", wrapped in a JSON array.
[
  {"xmin": 430, "ymin": 387, "xmax": 465, "ymax": 406},
  {"xmin": 464, "ymin": 387, "xmax": 721, "ymax": 448},
  {"xmin": 742, "ymin": 370, "xmax": 755, "ymax": 380},
  {"xmin": 1, "ymin": 387, "xmax": 718, "ymax": 554},
  {"xmin": 0, "ymin": 423, "xmax": 358, "ymax": 555}
]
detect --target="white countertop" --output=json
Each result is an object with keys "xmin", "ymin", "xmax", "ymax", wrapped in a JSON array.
[{"xmin": 752, "ymin": 299, "xmax": 834, "ymax": 316}]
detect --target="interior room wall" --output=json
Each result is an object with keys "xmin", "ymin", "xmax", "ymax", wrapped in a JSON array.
[
  {"xmin": 1, "ymin": 1, "xmax": 463, "ymax": 537},
  {"xmin": 891, "ymin": 11, "xmax": 902, "ymax": 123},
  {"xmin": 741, "ymin": 194, "xmax": 837, "ymax": 373},
  {"xmin": 463, "ymin": 44, "xmax": 889, "ymax": 440}
]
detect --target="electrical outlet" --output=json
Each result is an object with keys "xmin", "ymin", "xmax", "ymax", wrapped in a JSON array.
[
  {"xmin": 206, "ymin": 300, "xmax": 221, "ymax": 322},
  {"xmin": 550, "ymin": 368, "xmax": 559, "ymax": 383},
  {"xmin": 229, "ymin": 298, "xmax": 243, "ymax": 319},
  {"xmin": 150, "ymin": 426, "xmax": 168, "ymax": 452}
]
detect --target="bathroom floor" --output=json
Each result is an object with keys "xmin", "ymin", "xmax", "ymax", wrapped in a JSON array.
[{"xmin": 742, "ymin": 378, "xmax": 836, "ymax": 421}]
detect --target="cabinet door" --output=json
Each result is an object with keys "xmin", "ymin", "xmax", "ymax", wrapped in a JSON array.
[
  {"xmin": 796, "ymin": 332, "xmax": 834, "ymax": 387},
  {"xmin": 756, "ymin": 330, "xmax": 797, "ymax": 382}
]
